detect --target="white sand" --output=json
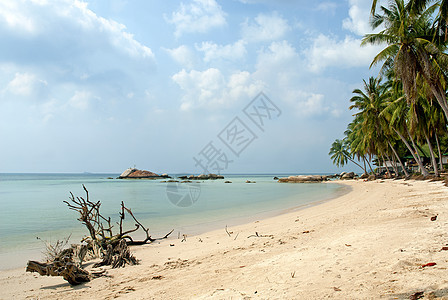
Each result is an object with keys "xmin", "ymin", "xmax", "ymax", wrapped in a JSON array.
[{"xmin": 2, "ymin": 179, "xmax": 448, "ymax": 299}]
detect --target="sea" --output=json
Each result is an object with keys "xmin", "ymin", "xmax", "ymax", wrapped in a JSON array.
[{"xmin": 0, "ymin": 173, "xmax": 348, "ymax": 270}]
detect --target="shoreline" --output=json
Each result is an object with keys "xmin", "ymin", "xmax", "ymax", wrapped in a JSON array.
[
  {"xmin": 2, "ymin": 179, "xmax": 448, "ymax": 299},
  {"xmin": 0, "ymin": 179, "xmax": 346, "ymax": 271},
  {"xmin": 159, "ymin": 181, "xmax": 352, "ymax": 241}
]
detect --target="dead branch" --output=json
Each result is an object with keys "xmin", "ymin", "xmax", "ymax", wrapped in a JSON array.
[
  {"xmin": 93, "ymin": 239, "xmax": 137, "ymax": 268},
  {"xmin": 247, "ymin": 232, "xmax": 274, "ymax": 238},
  {"xmin": 225, "ymin": 225, "xmax": 232, "ymax": 237}
]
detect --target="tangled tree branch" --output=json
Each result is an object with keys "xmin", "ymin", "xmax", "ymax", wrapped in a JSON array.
[{"xmin": 27, "ymin": 185, "xmax": 173, "ymax": 285}]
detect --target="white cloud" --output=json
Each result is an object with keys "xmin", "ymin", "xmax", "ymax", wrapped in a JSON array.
[
  {"xmin": 172, "ymin": 68, "xmax": 264, "ymax": 111},
  {"xmin": 196, "ymin": 40, "xmax": 247, "ymax": 62},
  {"xmin": 0, "ymin": 0, "xmax": 156, "ymax": 123},
  {"xmin": 167, "ymin": 0, "xmax": 226, "ymax": 37},
  {"xmin": 257, "ymin": 40, "xmax": 298, "ymax": 67},
  {"xmin": 252, "ymin": 40, "xmax": 346, "ymax": 119},
  {"xmin": 0, "ymin": 0, "xmax": 154, "ymax": 61},
  {"xmin": 165, "ymin": 45, "xmax": 197, "ymax": 69},
  {"xmin": 6, "ymin": 72, "xmax": 47, "ymax": 96},
  {"xmin": 0, "ymin": 1, "xmax": 36, "ymax": 34},
  {"xmin": 305, "ymin": 34, "xmax": 382, "ymax": 72},
  {"xmin": 62, "ymin": 1, "xmax": 154, "ymax": 59},
  {"xmin": 241, "ymin": 12, "xmax": 290, "ymax": 42},
  {"xmin": 283, "ymin": 90, "xmax": 343, "ymax": 118},
  {"xmin": 255, "ymin": 40, "xmax": 301, "ymax": 87},
  {"xmin": 68, "ymin": 90, "xmax": 95, "ymax": 110},
  {"xmin": 342, "ymin": 0, "xmax": 373, "ymax": 36},
  {"xmin": 40, "ymin": 98, "xmax": 58, "ymax": 122},
  {"xmin": 316, "ymin": 2, "xmax": 338, "ymax": 14},
  {"xmin": 301, "ymin": 93, "xmax": 326, "ymax": 115}
]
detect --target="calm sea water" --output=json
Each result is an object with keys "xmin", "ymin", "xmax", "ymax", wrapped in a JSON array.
[{"xmin": 0, "ymin": 173, "xmax": 347, "ymax": 270}]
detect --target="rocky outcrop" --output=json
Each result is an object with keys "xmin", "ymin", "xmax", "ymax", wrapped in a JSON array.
[
  {"xmin": 341, "ymin": 172, "xmax": 355, "ymax": 179},
  {"xmin": 360, "ymin": 173, "xmax": 369, "ymax": 179},
  {"xmin": 278, "ymin": 175, "xmax": 328, "ymax": 183},
  {"xmin": 178, "ymin": 174, "xmax": 224, "ymax": 180},
  {"xmin": 117, "ymin": 168, "xmax": 171, "ymax": 179}
]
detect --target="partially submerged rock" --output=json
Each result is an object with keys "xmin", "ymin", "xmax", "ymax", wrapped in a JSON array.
[
  {"xmin": 117, "ymin": 168, "xmax": 171, "ymax": 179},
  {"xmin": 178, "ymin": 174, "xmax": 224, "ymax": 180},
  {"xmin": 278, "ymin": 175, "xmax": 328, "ymax": 183}
]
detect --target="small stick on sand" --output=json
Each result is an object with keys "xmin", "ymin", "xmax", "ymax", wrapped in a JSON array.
[{"xmin": 225, "ymin": 225, "xmax": 232, "ymax": 237}]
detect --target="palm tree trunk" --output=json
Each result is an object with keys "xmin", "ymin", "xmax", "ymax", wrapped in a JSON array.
[
  {"xmin": 347, "ymin": 157, "xmax": 365, "ymax": 173},
  {"xmin": 435, "ymin": 133, "xmax": 443, "ymax": 171},
  {"xmin": 406, "ymin": 126, "xmax": 429, "ymax": 176},
  {"xmin": 366, "ymin": 157, "xmax": 374, "ymax": 174},
  {"xmin": 393, "ymin": 127, "xmax": 429, "ymax": 176},
  {"xmin": 386, "ymin": 152, "xmax": 399, "ymax": 177},
  {"xmin": 430, "ymin": 85, "xmax": 448, "ymax": 124},
  {"xmin": 363, "ymin": 158, "xmax": 367, "ymax": 174},
  {"xmin": 388, "ymin": 140, "xmax": 409, "ymax": 177},
  {"xmin": 418, "ymin": 49, "xmax": 448, "ymax": 122},
  {"xmin": 425, "ymin": 132, "xmax": 439, "ymax": 177},
  {"xmin": 391, "ymin": 154, "xmax": 399, "ymax": 177},
  {"xmin": 381, "ymin": 154, "xmax": 391, "ymax": 178},
  {"xmin": 408, "ymin": 132, "xmax": 427, "ymax": 175}
]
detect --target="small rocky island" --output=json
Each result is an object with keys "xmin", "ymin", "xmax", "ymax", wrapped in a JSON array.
[{"xmin": 117, "ymin": 168, "xmax": 171, "ymax": 179}]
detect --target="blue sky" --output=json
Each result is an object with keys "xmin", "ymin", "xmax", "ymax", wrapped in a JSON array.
[{"xmin": 0, "ymin": 0, "xmax": 383, "ymax": 174}]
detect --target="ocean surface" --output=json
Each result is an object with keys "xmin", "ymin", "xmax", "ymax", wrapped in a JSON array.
[{"xmin": 0, "ymin": 173, "xmax": 348, "ymax": 270}]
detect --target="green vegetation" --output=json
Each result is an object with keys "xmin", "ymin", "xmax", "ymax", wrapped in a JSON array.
[{"xmin": 330, "ymin": 0, "xmax": 448, "ymax": 177}]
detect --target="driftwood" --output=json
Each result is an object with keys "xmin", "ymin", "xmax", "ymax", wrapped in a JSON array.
[
  {"xmin": 26, "ymin": 185, "xmax": 173, "ymax": 285},
  {"xmin": 93, "ymin": 239, "xmax": 138, "ymax": 268},
  {"xmin": 26, "ymin": 248, "xmax": 91, "ymax": 285}
]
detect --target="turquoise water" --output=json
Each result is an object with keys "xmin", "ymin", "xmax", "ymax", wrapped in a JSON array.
[{"xmin": 0, "ymin": 173, "xmax": 347, "ymax": 270}]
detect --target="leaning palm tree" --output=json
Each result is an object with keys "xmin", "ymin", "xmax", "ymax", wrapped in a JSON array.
[
  {"xmin": 345, "ymin": 121, "xmax": 373, "ymax": 174},
  {"xmin": 329, "ymin": 139, "xmax": 349, "ymax": 168},
  {"xmin": 363, "ymin": 0, "xmax": 448, "ymax": 122},
  {"xmin": 329, "ymin": 138, "xmax": 365, "ymax": 171}
]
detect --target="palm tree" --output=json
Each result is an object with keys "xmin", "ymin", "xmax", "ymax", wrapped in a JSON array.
[
  {"xmin": 380, "ymin": 81, "xmax": 430, "ymax": 176},
  {"xmin": 329, "ymin": 139, "xmax": 349, "ymax": 168},
  {"xmin": 371, "ymin": 0, "xmax": 447, "ymax": 40},
  {"xmin": 363, "ymin": 0, "xmax": 448, "ymax": 122},
  {"xmin": 349, "ymin": 77, "xmax": 391, "ymax": 170},
  {"xmin": 407, "ymin": 96, "xmax": 440, "ymax": 175},
  {"xmin": 344, "ymin": 121, "xmax": 373, "ymax": 174},
  {"xmin": 329, "ymin": 138, "xmax": 366, "ymax": 171}
]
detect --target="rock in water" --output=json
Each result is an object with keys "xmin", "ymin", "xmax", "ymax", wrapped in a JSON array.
[
  {"xmin": 278, "ymin": 175, "xmax": 327, "ymax": 183},
  {"xmin": 178, "ymin": 174, "xmax": 224, "ymax": 180}
]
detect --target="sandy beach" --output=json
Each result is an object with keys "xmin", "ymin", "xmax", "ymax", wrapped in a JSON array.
[{"xmin": 2, "ymin": 179, "xmax": 448, "ymax": 299}]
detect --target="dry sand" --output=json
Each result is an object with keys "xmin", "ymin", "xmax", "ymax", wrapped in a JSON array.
[{"xmin": 2, "ymin": 179, "xmax": 448, "ymax": 299}]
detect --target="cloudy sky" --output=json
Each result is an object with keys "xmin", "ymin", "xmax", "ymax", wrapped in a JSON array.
[{"xmin": 0, "ymin": 0, "xmax": 383, "ymax": 174}]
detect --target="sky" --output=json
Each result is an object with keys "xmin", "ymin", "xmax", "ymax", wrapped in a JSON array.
[{"xmin": 0, "ymin": 0, "xmax": 384, "ymax": 174}]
